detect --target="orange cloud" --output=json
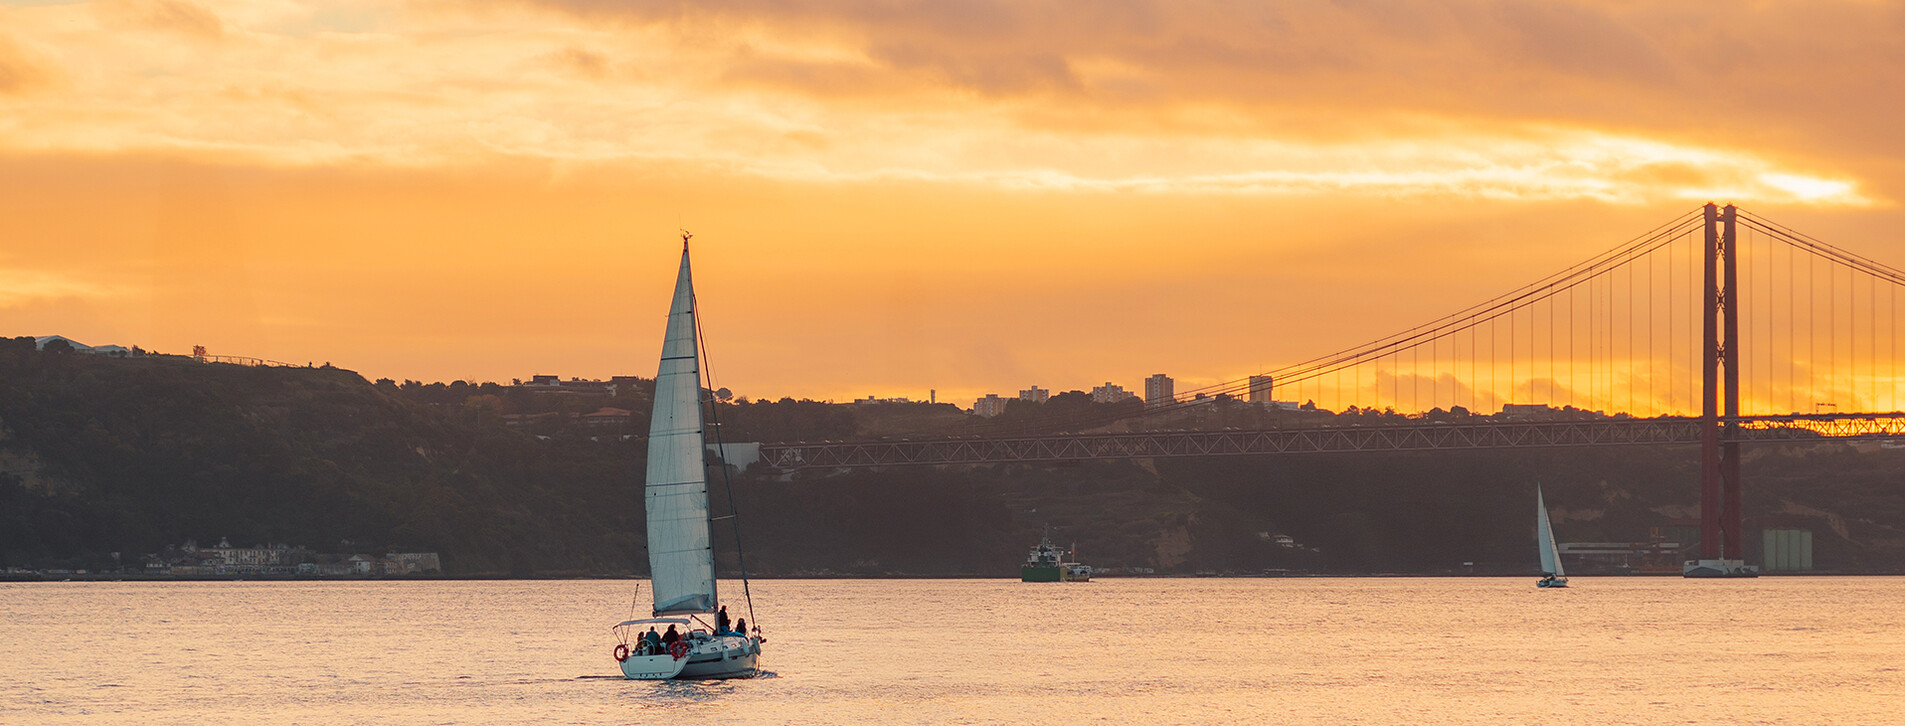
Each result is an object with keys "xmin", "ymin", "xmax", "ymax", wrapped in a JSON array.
[
  {"xmin": 94, "ymin": 0, "xmax": 226, "ymax": 39},
  {"xmin": 505, "ymin": 1, "xmax": 1903, "ymax": 188},
  {"xmin": 0, "ymin": 34, "xmax": 58, "ymax": 95},
  {"xmin": 5, "ymin": 1, "xmax": 1905, "ymax": 403},
  {"xmin": 0, "ymin": 0, "xmax": 1885, "ymax": 206},
  {"xmin": 537, "ymin": 45, "xmax": 613, "ymax": 80}
]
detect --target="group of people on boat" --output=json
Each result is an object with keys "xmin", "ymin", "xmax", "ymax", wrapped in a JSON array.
[
  {"xmin": 629, "ymin": 624, "xmax": 679, "ymax": 657},
  {"xmin": 628, "ymin": 606, "xmax": 751, "ymax": 657},
  {"xmin": 714, "ymin": 605, "xmax": 749, "ymax": 636}
]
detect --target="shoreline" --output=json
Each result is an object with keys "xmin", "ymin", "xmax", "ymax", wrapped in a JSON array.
[{"xmin": 6, "ymin": 571, "xmax": 1900, "ymax": 583}]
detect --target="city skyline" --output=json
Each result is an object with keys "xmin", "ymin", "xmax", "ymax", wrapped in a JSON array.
[{"xmin": 6, "ymin": 1, "xmax": 1905, "ymax": 405}]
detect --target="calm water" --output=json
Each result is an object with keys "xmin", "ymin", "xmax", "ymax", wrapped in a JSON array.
[{"xmin": 4, "ymin": 578, "xmax": 1901, "ymax": 725}]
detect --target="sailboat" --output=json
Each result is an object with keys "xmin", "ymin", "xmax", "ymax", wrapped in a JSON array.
[
  {"xmin": 610, "ymin": 234, "xmax": 764, "ymax": 680},
  {"xmin": 1535, "ymin": 485, "xmax": 1569, "ymax": 588}
]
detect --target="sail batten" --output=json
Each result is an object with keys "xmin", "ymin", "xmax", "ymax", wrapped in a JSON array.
[{"xmin": 644, "ymin": 245, "xmax": 719, "ymax": 617}]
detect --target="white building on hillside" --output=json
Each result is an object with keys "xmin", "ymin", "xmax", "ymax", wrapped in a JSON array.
[{"xmin": 1091, "ymin": 382, "xmax": 1135, "ymax": 403}]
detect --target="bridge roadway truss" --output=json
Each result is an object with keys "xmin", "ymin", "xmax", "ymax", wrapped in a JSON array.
[{"xmin": 755, "ymin": 413, "xmax": 1905, "ymax": 469}]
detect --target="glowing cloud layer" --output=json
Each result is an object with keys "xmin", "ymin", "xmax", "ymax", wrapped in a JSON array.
[
  {"xmin": 0, "ymin": 0, "xmax": 1885, "ymax": 206},
  {"xmin": 3, "ymin": 0, "xmax": 1904, "ymax": 399}
]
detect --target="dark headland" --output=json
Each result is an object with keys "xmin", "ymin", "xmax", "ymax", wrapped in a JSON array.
[{"xmin": 5, "ymin": 338, "xmax": 1904, "ymax": 578}]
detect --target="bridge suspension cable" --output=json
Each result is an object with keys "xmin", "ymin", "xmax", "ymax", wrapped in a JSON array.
[{"xmin": 961, "ymin": 205, "xmax": 1905, "ymax": 437}]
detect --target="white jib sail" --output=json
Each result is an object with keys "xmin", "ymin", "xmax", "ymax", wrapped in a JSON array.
[
  {"xmin": 644, "ymin": 245, "xmax": 718, "ymax": 616},
  {"xmin": 1536, "ymin": 486, "xmax": 1565, "ymax": 578}
]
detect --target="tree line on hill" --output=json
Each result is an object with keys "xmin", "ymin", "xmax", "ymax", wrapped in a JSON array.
[{"xmin": 5, "ymin": 338, "xmax": 1904, "ymax": 576}]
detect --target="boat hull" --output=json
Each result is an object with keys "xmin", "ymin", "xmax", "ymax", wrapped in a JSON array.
[
  {"xmin": 620, "ymin": 635, "xmax": 762, "ymax": 680},
  {"xmin": 1683, "ymin": 559, "xmax": 1760, "ymax": 578},
  {"xmin": 1536, "ymin": 578, "xmax": 1569, "ymax": 588},
  {"xmin": 679, "ymin": 648, "xmax": 760, "ymax": 679},
  {"xmin": 618, "ymin": 652, "xmax": 689, "ymax": 680},
  {"xmin": 1021, "ymin": 565, "xmax": 1091, "ymax": 582},
  {"xmin": 1021, "ymin": 565, "xmax": 1062, "ymax": 582}
]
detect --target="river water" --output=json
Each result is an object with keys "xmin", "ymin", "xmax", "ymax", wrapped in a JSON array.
[{"xmin": 3, "ymin": 577, "xmax": 1900, "ymax": 725}]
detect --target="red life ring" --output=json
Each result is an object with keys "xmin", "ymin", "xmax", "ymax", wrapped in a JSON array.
[
  {"xmin": 613, "ymin": 643, "xmax": 631, "ymax": 662},
  {"xmin": 668, "ymin": 641, "xmax": 691, "ymax": 660}
]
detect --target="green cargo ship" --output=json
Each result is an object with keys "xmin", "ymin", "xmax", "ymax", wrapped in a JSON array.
[{"xmin": 1020, "ymin": 534, "xmax": 1091, "ymax": 582}]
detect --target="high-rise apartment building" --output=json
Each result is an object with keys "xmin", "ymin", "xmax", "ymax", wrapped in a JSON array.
[
  {"xmin": 1018, "ymin": 385, "xmax": 1050, "ymax": 403},
  {"xmin": 1145, "ymin": 373, "xmax": 1175, "ymax": 408},
  {"xmin": 973, "ymin": 394, "xmax": 1009, "ymax": 417},
  {"xmin": 1248, "ymin": 375, "xmax": 1275, "ymax": 403}
]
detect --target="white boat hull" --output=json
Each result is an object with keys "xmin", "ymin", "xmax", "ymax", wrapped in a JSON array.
[
  {"xmin": 1683, "ymin": 559, "xmax": 1760, "ymax": 578},
  {"xmin": 619, "ymin": 635, "xmax": 762, "ymax": 680},
  {"xmin": 618, "ymin": 652, "xmax": 689, "ymax": 680}
]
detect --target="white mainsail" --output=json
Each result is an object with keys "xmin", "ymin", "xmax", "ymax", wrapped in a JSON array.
[
  {"xmin": 1536, "ymin": 486, "xmax": 1565, "ymax": 578},
  {"xmin": 644, "ymin": 245, "xmax": 718, "ymax": 616}
]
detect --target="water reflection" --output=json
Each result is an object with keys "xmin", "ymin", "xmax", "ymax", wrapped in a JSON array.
[{"xmin": 4, "ymin": 579, "xmax": 1904, "ymax": 725}]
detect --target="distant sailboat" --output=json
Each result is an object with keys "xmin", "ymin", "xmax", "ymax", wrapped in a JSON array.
[
  {"xmin": 1535, "ymin": 485, "xmax": 1568, "ymax": 588},
  {"xmin": 610, "ymin": 234, "xmax": 764, "ymax": 679}
]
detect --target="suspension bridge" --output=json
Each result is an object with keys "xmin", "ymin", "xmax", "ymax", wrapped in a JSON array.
[{"xmin": 753, "ymin": 204, "xmax": 1905, "ymax": 573}]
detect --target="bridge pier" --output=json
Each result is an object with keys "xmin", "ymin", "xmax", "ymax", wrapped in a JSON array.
[{"xmin": 1692, "ymin": 203, "xmax": 1757, "ymax": 577}]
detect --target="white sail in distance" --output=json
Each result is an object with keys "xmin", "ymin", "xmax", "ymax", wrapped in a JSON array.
[
  {"xmin": 1536, "ymin": 486, "xmax": 1565, "ymax": 578},
  {"xmin": 644, "ymin": 244, "xmax": 718, "ymax": 615}
]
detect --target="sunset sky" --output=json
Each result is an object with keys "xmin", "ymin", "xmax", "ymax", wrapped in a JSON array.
[{"xmin": 4, "ymin": 0, "xmax": 1904, "ymax": 405}]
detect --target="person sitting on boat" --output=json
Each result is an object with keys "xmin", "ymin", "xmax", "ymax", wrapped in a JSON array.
[
  {"xmin": 734, "ymin": 618, "xmax": 746, "ymax": 638},
  {"xmin": 1540, "ymin": 573, "xmax": 1557, "ymax": 585},
  {"xmin": 716, "ymin": 605, "xmax": 731, "ymax": 635},
  {"xmin": 643, "ymin": 627, "xmax": 662, "ymax": 655},
  {"xmin": 661, "ymin": 624, "xmax": 680, "ymax": 646}
]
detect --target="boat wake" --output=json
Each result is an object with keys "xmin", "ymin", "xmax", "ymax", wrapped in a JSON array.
[{"xmin": 577, "ymin": 669, "xmax": 779, "ymax": 683}]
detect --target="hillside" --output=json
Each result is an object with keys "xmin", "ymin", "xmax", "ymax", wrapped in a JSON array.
[
  {"xmin": 1, "ymin": 340, "xmax": 642, "ymax": 575},
  {"xmin": 6, "ymin": 339, "xmax": 1905, "ymax": 576}
]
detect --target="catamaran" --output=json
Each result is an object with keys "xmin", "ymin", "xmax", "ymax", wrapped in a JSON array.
[
  {"xmin": 610, "ymin": 234, "xmax": 764, "ymax": 679},
  {"xmin": 1535, "ymin": 485, "xmax": 1568, "ymax": 588}
]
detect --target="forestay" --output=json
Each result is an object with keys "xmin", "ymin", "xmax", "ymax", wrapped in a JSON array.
[{"xmin": 644, "ymin": 246, "xmax": 718, "ymax": 616}]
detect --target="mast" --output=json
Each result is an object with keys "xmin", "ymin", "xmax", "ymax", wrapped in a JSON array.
[{"xmin": 694, "ymin": 238, "xmax": 761, "ymax": 631}]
